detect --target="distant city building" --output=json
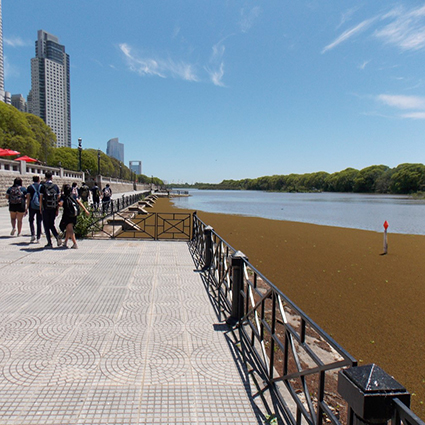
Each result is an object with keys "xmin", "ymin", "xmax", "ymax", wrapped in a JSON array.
[
  {"xmin": 28, "ymin": 30, "xmax": 71, "ymax": 147},
  {"xmin": 0, "ymin": 0, "xmax": 9, "ymax": 104},
  {"xmin": 11, "ymin": 94, "xmax": 27, "ymax": 112},
  {"xmin": 106, "ymin": 137, "xmax": 124, "ymax": 162},
  {"xmin": 129, "ymin": 161, "xmax": 142, "ymax": 175}
]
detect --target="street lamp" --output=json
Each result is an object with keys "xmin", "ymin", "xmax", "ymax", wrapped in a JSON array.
[
  {"xmin": 78, "ymin": 138, "xmax": 82, "ymax": 172},
  {"xmin": 119, "ymin": 164, "xmax": 122, "ymax": 180},
  {"xmin": 97, "ymin": 149, "xmax": 101, "ymax": 175}
]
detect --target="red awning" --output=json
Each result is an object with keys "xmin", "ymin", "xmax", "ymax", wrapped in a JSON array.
[
  {"xmin": 0, "ymin": 148, "xmax": 21, "ymax": 156},
  {"xmin": 14, "ymin": 155, "xmax": 37, "ymax": 163}
]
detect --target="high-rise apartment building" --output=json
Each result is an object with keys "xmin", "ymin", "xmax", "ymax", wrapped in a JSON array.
[
  {"xmin": 28, "ymin": 30, "xmax": 71, "ymax": 147},
  {"xmin": 129, "ymin": 161, "xmax": 142, "ymax": 175},
  {"xmin": 106, "ymin": 138, "xmax": 124, "ymax": 162},
  {"xmin": 11, "ymin": 94, "xmax": 27, "ymax": 112},
  {"xmin": 0, "ymin": 0, "xmax": 8, "ymax": 104}
]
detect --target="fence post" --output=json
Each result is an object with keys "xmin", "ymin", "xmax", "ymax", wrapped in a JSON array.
[
  {"xmin": 203, "ymin": 225, "xmax": 214, "ymax": 271},
  {"xmin": 338, "ymin": 364, "xmax": 410, "ymax": 425},
  {"xmin": 227, "ymin": 251, "xmax": 248, "ymax": 326}
]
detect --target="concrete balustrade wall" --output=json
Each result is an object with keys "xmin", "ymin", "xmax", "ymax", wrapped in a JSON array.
[{"xmin": 0, "ymin": 159, "xmax": 151, "ymax": 207}]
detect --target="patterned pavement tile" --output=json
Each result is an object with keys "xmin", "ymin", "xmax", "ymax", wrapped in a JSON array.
[{"xmin": 0, "ymin": 206, "xmax": 264, "ymax": 424}]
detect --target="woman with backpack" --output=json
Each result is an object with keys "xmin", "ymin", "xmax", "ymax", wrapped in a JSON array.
[
  {"xmin": 6, "ymin": 177, "xmax": 27, "ymax": 236},
  {"xmin": 59, "ymin": 184, "xmax": 89, "ymax": 249}
]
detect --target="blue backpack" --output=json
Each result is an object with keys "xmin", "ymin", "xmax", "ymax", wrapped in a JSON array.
[{"xmin": 30, "ymin": 184, "xmax": 40, "ymax": 210}]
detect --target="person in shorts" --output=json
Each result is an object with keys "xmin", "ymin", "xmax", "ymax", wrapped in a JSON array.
[
  {"xmin": 59, "ymin": 184, "xmax": 89, "ymax": 249},
  {"xmin": 6, "ymin": 177, "xmax": 27, "ymax": 236}
]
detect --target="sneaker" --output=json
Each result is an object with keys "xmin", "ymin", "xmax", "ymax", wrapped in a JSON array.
[
  {"xmin": 17, "ymin": 233, "xmax": 21, "ymax": 237},
  {"xmin": 10, "ymin": 228, "xmax": 15, "ymax": 236},
  {"xmin": 71, "ymin": 244, "xmax": 78, "ymax": 249},
  {"xmin": 30, "ymin": 235, "xmax": 36, "ymax": 243},
  {"xmin": 35, "ymin": 239, "xmax": 40, "ymax": 244},
  {"xmin": 56, "ymin": 237, "xmax": 63, "ymax": 247},
  {"xmin": 44, "ymin": 243, "xmax": 53, "ymax": 249}
]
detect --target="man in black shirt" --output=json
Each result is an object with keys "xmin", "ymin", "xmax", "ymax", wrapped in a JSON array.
[
  {"xmin": 26, "ymin": 175, "xmax": 42, "ymax": 243},
  {"xmin": 39, "ymin": 171, "xmax": 62, "ymax": 249}
]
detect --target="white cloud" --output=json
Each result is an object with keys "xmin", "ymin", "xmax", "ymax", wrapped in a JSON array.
[
  {"xmin": 375, "ymin": 5, "xmax": 425, "ymax": 51},
  {"xmin": 119, "ymin": 43, "xmax": 198, "ymax": 82},
  {"xmin": 3, "ymin": 36, "xmax": 30, "ymax": 48},
  {"xmin": 358, "ymin": 60, "xmax": 371, "ymax": 70},
  {"xmin": 377, "ymin": 94, "xmax": 425, "ymax": 110},
  {"xmin": 205, "ymin": 41, "xmax": 226, "ymax": 87},
  {"xmin": 206, "ymin": 63, "xmax": 225, "ymax": 87},
  {"xmin": 239, "ymin": 6, "xmax": 261, "ymax": 33},
  {"xmin": 322, "ymin": 18, "xmax": 376, "ymax": 53},
  {"xmin": 401, "ymin": 112, "xmax": 425, "ymax": 119}
]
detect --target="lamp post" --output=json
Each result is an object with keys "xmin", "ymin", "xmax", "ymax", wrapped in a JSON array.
[
  {"xmin": 78, "ymin": 138, "xmax": 82, "ymax": 172},
  {"xmin": 97, "ymin": 149, "xmax": 101, "ymax": 175},
  {"xmin": 119, "ymin": 164, "xmax": 122, "ymax": 180}
]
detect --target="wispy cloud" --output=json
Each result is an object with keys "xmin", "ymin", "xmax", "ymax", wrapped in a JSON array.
[
  {"xmin": 205, "ymin": 40, "xmax": 227, "ymax": 87},
  {"xmin": 337, "ymin": 7, "xmax": 360, "ymax": 29},
  {"xmin": 4, "ymin": 36, "xmax": 30, "ymax": 48},
  {"xmin": 401, "ymin": 112, "xmax": 425, "ymax": 119},
  {"xmin": 358, "ymin": 60, "xmax": 371, "ymax": 70},
  {"xmin": 376, "ymin": 94, "xmax": 425, "ymax": 119},
  {"xmin": 324, "ymin": 4, "xmax": 425, "ymax": 54},
  {"xmin": 322, "ymin": 18, "xmax": 377, "ymax": 53},
  {"xmin": 377, "ymin": 94, "xmax": 425, "ymax": 109},
  {"xmin": 239, "ymin": 6, "xmax": 261, "ymax": 33},
  {"xmin": 119, "ymin": 43, "xmax": 198, "ymax": 82},
  {"xmin": 374, "ymin": 5, "xmax": 425, "ymax": 51}
]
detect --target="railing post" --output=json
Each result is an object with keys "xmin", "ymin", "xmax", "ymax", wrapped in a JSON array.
[
  {"xmin": 338, "ymin": 364, "xmax": 411, "ymax": 425},
  {"xmin": 203, "ymin": 225, "xmax": 214, "ymax": 270},
  {"xmin": 227, "ymin": 251, "xmax": 248, "ymax": 326}
]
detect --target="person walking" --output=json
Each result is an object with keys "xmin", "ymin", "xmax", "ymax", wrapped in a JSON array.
[
  {"xmin": 79, "ymin": 182, "xmax": 90, "ymax": 203},
  {"xmin": 6, "ymin": 177, "xmax": 27, "ymax": 236},
  {"xmin": 39, "ymin": 171, "xmax": 62, "ymax": 249},
  {"xmin": 91, "ymin": 183, "xmax": 100, "ymax": 211},
  {"xmin": 71, "ymin": 182, "xmax": 79, "ymax": 200},
  {"xmin": 59, "ymin": 184, "xmax": 89, "ymax": 249},
  {"xmin": 101, "ymin": 184, "xmax": 112, "ymax": 214},
  {"xmin": 26, "ymin": 175, "xmax": 42, "ymax": 243}
]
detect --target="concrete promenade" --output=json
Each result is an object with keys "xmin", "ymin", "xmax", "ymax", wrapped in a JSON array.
[{"xmin": 0, "ymin": 202, "xmax": 264, "ymax": 424}]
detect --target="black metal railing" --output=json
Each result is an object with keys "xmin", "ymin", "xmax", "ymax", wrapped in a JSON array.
[
  {"xmin": 191, "ymin": 213, "xmax": 425, "ymax": 425},
  {"xmin": 87, "ymin": 195, "xmax": 192, "ymax": 240}
]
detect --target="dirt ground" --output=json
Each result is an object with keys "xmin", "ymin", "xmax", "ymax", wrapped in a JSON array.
[{"xmin": 152, "ymin": 197, "xmax": 425, "ymax": 418}]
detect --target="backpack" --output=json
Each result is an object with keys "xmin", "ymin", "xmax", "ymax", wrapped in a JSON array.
[
  {"xmin": 30, "ymin": 184, "xmax": 40, "ymax": 210},
  {"xmin": 9, "ymin": 186, "xmax": 23, "ymax": 205},
  {"xmin": 65, "ymin": 196, "xmax": 80, "ymax": 217},
  {"xmin": 80, "ymin": 185, "xmax": 89, "ymax": 200},
  {"xmin": 44, "ymin": 183, "xmax": 58, "ymax": 209},
  {"xmin": 103, "ymin": 187, "xmax": 111, "ymax": 198}
]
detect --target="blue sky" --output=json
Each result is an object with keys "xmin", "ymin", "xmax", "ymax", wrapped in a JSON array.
[{"xmin": 3, "ymin": 1, "xmax": 425, "ymax": 183}]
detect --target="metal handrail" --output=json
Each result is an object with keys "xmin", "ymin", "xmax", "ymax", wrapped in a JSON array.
[{"xmin": 191, "ymin": 213, "xmax": 423, "ymax": 425}]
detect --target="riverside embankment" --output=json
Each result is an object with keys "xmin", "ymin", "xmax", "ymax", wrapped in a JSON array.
[{"xmin": 153, "ymin": 197, "xmax": 425, "ymax": 418}]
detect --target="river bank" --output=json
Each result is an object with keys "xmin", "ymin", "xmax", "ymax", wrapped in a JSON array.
[{"xmin": 153, "ymin": 197, "xmax": 425, "ymax": 417}]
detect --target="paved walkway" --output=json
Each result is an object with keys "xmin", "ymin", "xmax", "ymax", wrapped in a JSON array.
[{"xmin": 0, "ymin": 205, "xmax": 264, "ymax": 424}]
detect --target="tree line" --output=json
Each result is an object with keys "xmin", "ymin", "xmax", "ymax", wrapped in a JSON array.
[
  {"xmin": 0, "ymin": 102, "xmax": 163, "ymax": 185},
  {"xmin": 178, "ymin": 163, "xmax": 425, "ymax": 195}
]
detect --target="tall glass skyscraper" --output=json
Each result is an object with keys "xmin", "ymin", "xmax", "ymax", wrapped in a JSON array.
[
  {"xmin": 107, "ymin": 138, "xmax": 124, "ymax": 162},
  {"xmin": 28, "ymin": 30, "xmax": 71, "ymax": 147},
  {"xmin": 0, "ymin": 0, "xmax": 5, "ymax": 103}
]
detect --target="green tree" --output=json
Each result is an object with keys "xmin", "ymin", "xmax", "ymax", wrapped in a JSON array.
[
  {"xmin": 390, "ymin": 163, "xmax": 425, "ymax": 194},
  {"xmin": 325, "ymin": 168, "xmax": 359, "ymax": 192},
  {"xmin": 353, "ymin": 165, "xmax": 389, "ymax": 193}
]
